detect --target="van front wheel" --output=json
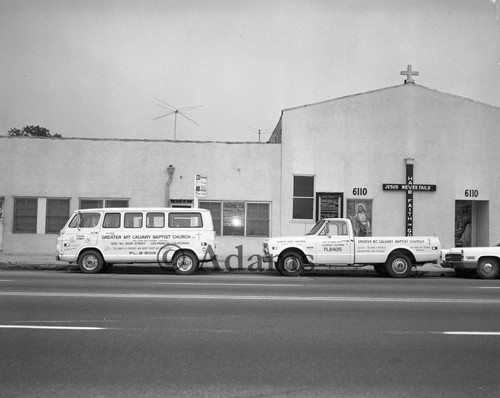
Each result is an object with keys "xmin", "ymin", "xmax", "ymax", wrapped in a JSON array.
[
  {"xmin": 172, "ymin": 251, "xmax": 199, "ymax": 275},
  {"xmin": 78, "ymin": 250, "xmax": 104, "ymax": 274}
]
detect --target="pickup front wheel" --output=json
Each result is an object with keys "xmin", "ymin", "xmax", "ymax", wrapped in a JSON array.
[
  {"xmin": 385, "ymin": 253, "xmax": 412, "ymax": 278},
  {"xmin": 476, "ymin": 257, "xmax": 500, "ymax": 279},
  {"xmin": 278, "ymin": 252, "xmax": 304, "ymax": 277}
]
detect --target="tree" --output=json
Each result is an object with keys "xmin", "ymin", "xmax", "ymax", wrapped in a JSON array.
[{"xmin": 7, "ymin": 125, "xmax": 61, "ymax": 138}]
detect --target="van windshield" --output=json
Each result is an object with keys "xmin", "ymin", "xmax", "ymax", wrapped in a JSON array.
[{"xmin": 68, "ymin": 213, "xmax": 101, "ymax": 228}]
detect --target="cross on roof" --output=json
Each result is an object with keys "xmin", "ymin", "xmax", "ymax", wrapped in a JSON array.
[{"xmin": 400, "ymin": 64, "xmax": 419, "ymax": 84}]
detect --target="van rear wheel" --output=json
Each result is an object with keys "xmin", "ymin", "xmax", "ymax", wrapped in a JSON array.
[
  {"xmin": 172, "ymin": 251, "xmax": 199, "ymax": 275},
  {"xmin": 78, "ymin": 250, "xmax": 104, "ymax": 274}
]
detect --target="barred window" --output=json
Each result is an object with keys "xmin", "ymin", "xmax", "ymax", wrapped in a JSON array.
[
  {"xmin": 293, "ymin": 175, "xmax": 314, "ymax": 220},
  {"xmin": 80, "ymin": 199, "xmax": 129, "ymax": 209},
  {"xmin": 246, "ymin": 203, "xmax": 270, "ymax": 236},
  {"xmin": 199, "ymin": 201, "xmax": 270, "ymax": 237},
  {"xmin": 14, "ymin": 198, "xmax": 37, "ymax": 233},
  {"xmin": 46, "ymin": 199, "xmax": 70, "ymax": 233},
  {"xmin": 199, "ymin": 202, "xmax": 221, "ymax": 235}
]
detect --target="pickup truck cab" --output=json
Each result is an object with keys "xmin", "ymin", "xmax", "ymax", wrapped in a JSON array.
[
  {"xmin": 441, "ymin": 247, "xmax": 500, "ymax": 279},
  {"xmin": 263, "ymin": 218, "xmax": 441, "ymax": 278}
]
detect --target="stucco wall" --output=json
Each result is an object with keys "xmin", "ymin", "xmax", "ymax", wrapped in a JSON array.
[
  {"xmin": 0, "ymin": 137, "xmax": 280, "ymax": 256},
  {"xmin": 279, "ymin": 84, "xmax": 500, "ymax": 249}
]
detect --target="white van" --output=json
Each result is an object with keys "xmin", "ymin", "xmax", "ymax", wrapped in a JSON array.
[{"xmin": 56, "ymin": 207, "xmax": 216, "ymax": 274}]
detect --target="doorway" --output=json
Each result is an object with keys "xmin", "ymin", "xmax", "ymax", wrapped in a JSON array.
[
  {"xmin": 0, "ymin": 196, "xmax": 4, "ymax": 251},
  {"xmin": 455, "ymin": 200, "xmax": 489, "ymax": 247}
]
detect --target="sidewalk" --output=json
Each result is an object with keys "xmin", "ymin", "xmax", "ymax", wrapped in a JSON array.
[{"xmin": 0, "ymin": 252, "xmax": 454, "ymax": 276}]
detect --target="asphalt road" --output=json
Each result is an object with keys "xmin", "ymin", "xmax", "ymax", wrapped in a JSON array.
[{"xmin": 0, "ymin": 269, "xmax": 499, "ymax": 398}]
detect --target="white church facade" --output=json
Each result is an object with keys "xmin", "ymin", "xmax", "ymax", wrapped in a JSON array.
[{"xmin": 1, "ymin": 68, "xmax": 499, "ymax": 257}]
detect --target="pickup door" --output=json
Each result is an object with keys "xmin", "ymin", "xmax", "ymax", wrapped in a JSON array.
[{"xmin": 315, "ymin": 220, "xmax": 355, "ymax": 264}]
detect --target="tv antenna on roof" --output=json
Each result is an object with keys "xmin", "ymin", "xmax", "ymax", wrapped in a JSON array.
[
  {"xmin": 153, "ymin": 97, "xmax": 202, "ymax": 140},
  {"xmin": 248, "ymin": 127, "xmax": 272, "ymax": 142}
]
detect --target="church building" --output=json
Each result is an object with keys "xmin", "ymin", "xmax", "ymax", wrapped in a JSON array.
[{"xmin": 1, "ymin": 66, "xmax": 499, "ymax": 258}]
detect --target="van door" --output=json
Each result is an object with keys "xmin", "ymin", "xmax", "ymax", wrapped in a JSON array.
[
  {"xmin": 61, "ymin": 212, "xmax": 102, "ymax": 257},
  {"xmin": 315, "ymin": 220, "xmax": 354, "ymax": 264}
]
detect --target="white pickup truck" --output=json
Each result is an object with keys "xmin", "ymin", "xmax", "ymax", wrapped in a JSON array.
[
  {"xmin": 441, "ymin": 247, "xmax": 500, "ymax": 279},
  {"xmin": 263, "ymin": 218, "xmax": 441, "ymax": 278}
]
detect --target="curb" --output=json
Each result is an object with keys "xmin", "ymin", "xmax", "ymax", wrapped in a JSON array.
[{"xmin": 0, "ymin": 260, "xmax": 455, "ymax": 277}]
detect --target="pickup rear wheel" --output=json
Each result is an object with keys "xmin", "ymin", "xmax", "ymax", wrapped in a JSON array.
[
  {"xmin": 385, "ymin": 253, "xmax": 412, "ymax": 278},
  {"xmin": 476, "ymin": 258, "xmax": 500, "ymax": 279},
  {"xmin": 278, "ymin": 252, "xmax": 303, "ymax": 277}
]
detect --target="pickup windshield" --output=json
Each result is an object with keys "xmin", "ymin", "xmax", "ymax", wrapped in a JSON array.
[{"xmin": 307, "ymin": 220, "xmax": 326, "ymax": 235}]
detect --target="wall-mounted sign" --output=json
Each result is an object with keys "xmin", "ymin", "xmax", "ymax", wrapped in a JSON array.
[
  {"xmin": 194, "ymin": 174, "xmax": 207, "ymax": 198},
  {"xmin": 316, "ymin": 192, "xmax": 343, "ymax": 221}
]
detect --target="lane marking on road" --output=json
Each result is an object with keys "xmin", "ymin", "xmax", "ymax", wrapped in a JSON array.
[
  {"xmin": 156, "ymin": 283, "xmax": 304, "ymax": 287},
  {"xmin": 441, "ymin": 331, "xmax": 500, "ymax": 336},
  {"xmin": 476, "ymin": 287, "xmax": 500, "ymax": 289},
  {"xmin": 0, "ymin": 325, "xmax": 107, "ymax": 330},
  {"xmin": 1, "ymin": 291, "xmax": 500, "ymax": 304}
]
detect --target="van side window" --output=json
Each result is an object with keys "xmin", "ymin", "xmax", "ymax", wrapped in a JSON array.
[
  {"xmin": 168, "ymin": 212, "xmax": 203, "ymax": 228},
  {"xmin": 124, "ymin": 213, "xmax": 143, "ymax": 228},
  {"xmin": 146, "ymin": 212, "xmax": 165, "ymax": 228},
  {"xmin": 68, "ymin": 213, "xmax": 100, "ymax": 228},
  {"xmin": 103, "ymin": 213, "xmax": 120, "ymax": 228}
]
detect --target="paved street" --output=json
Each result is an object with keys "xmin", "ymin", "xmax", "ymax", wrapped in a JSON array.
[{"xmin": 1, "ymin": 269, "xmax": 499, "ymax": 397}]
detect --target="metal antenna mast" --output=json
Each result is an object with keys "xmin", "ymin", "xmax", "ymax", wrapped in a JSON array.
[
  {"xmin": 153, "ymin": 97, "xmax": 202, "ymax": 140},
  {"xmin": 248, "ymin": 127, "xmax": 272, "ymax": 142}
]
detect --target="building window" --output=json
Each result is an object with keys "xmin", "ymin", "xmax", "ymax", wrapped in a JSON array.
[
  {"xmin": 14, "ymin": 198, "xmax": 38, "ymax": 233},
  {"xmin": 293, "ymin": 175, "xmax": 314, "ymax": 220},
  {"xmin": 246, "ymin": 203, "xmax": 270, "ymax": 236},
  {"xmin": 223, "ymin": 202, "xmax": 245, "ymax": 236},
  {"xmin": 199, "ymin": 201, "xmax": 270, "ymax": 237},
  {"xmin": 80, "ymin": 199, "xmax": 129, "ymax": 209},
  {"xmin": 46, "ymin": 199, "xmax": 70, "ymax": 233},
  {"xmin": 199, "ymin": 202, "xmax": 221, "ymax": 235},
  {"xmin": 105, "ymin": 200, "xmax": 129, "ymax": 208}
]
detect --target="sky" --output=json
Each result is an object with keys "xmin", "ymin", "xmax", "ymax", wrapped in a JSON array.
[{"xmin": 1, "ymin": 0, "xmax": 499, "ymax": 142}]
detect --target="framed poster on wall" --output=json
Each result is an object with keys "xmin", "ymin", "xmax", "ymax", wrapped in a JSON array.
[
  {"xmin": 347, "ymin": 199, "xmax": 373, "ymax": 237},
  {"xmin": 316, "ymin": 192, "xmax": 343, "ymax": 221}
]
